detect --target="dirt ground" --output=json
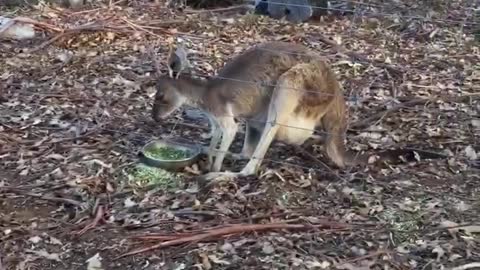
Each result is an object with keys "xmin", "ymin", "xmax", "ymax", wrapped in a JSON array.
[{"xmin": 1, "ymin": 1, "xmax": 479, "ymax": 269}]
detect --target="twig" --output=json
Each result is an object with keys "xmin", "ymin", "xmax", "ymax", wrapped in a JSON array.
[
  {"xmin": 47, "ymin": 128, "xmax": 99, "ymax": 145},
  {"xmin": 117, "ymin": 221, "xmax": 349, "ymax": 258},
  {"xmin": 74, "ymin": 205, "xmax": 106, "ymax": 236},
  {"xmin": 337, "ymin": 249, "xmax": 390, "ymax": 266},
  {"xmin": 5, "ymin": 190, "xmax": 84, "ymax": 207},
  {"xmin": 143, "ymin": 20, "xmax": 186, "ymax": 26},
  {"xmin": 130, "ymin": 232, "xmax": 198, "ymax": 241},
  {"xmin": 12, "ymin": 17, "xmax": 62, "ymax": 32},
  {"xmin": 0, "ymin": 182, "xmax": 63, "ymax": 191},
  {"xmin": 29, "ymin": 18, "xmax": 121, "ymax": 53},
  {"xmin": 120, "ymin": 224, "xmax": 301, "ymax": 258},
  {"xmin": 120, "ymin": 18, "xmax": 164, "ymax": 38},
  {"xmin": 0, "ymin": 133, "xmax": 23, "ymax": 143},
  {"xmin": 69, "ymin": 0, "xmax": 124, "ymax": 14},
  {"xmin": 449, "ymin": 263, "xmax": 480, "ymax": 270},
  {"xmin": 70, "ymin": 7, "xmax": 102, "ymax": 15},
  {"xmin": 30, "ymin": 32, "xmax": 68, "ymax": 53},
  {"xmin": 185, "ymin": 4, "xmax": 252, "ymax": 14},
  {"xmin": 173, "ymin": 209, "xmax": 220, "ymax": 218}
]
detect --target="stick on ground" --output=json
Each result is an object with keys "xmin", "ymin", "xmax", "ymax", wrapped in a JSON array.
[{"xmin": 117, "ymin": 221, "xmax": 349, "ymax": 259}]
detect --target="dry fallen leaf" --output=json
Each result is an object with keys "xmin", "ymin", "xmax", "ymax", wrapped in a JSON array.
[
  {"xmin": 0, "ymin": 1, "xmax": 478, "ymax": 269},
  {"xmin": 26, "ymin": 249, "xmax": 61, "ymax": 262},
  {"xmin": 458, "ymin": 225, "xmax": 480, "ymax": 235},
  {"xmin": 262, "ymin": 241, "xmax": 275, "ymax": 254},
  {"xmin": 464, "ymin": 145, "xmax": 478, "ymax": 160},
  {"xmin": 198, "ymin": 252, "xmax": 212, "ymax": 270},
  {"xmin": 432, "ymin": 245, "xmax": 445, "ymax": 261},
  {"xmin": 86, "ymin": 253, "xmax": 103, "ymax": 270}
]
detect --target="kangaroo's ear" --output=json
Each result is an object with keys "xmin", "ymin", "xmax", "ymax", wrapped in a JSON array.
[
  {"xmin": 167, "ymin": 40, "xmax": 190, "ymax": 79},
  {"xmin": 148, "ymin": 38, "xmax": 163, "ymax": 78}
]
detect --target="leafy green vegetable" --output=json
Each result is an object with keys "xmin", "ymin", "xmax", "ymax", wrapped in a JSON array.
[
  {"xmin": 144, "ymin": 146, "xmax": 190, "ymax": 160},
  {"xmin": 127, "ymin": 164, "xmax": 179, "ymax": 189}
]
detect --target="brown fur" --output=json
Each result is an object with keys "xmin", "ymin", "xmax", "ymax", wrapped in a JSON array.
[{"xmin": 152, "ymin": 41, "xmax": 362, "ymax": 176}]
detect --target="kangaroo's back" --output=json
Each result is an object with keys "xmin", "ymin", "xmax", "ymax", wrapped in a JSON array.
[{"xmin": 204, "ymin": 42, "xmax": 320, "ymax": 117}]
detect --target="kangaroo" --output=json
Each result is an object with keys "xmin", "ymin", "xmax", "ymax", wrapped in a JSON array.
[{"xmin": 151, "ymin": 41, "xmax": 363, "ymax": 181}]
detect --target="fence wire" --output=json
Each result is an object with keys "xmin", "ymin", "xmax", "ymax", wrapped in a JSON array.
[
  {"xmin": 3, "ymin": 0, "xmax": 479, "ymax": 177},
  {"xmin": 218, "ymin": 0, "xmax": 479, "ymax": 26},
  {"xmin": 12, "ymin": 75, "xmax": 476, "ymax": 142}
]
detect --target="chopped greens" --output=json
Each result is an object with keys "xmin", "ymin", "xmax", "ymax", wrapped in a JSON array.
[
  {"xmin": 144, "ymin": 146, "xmax": 190, "ymax": 160},
  {"xmin": 127, "ymin": 164, "xmax": 179, "ymax": 189}
]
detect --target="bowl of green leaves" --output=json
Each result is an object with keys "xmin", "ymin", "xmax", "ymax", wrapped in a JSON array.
[{"xmin": 139, "ymin": 139, "xmax": 201, "ymax": 171}]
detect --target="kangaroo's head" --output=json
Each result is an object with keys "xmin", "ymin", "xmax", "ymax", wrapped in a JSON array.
[
  {"xmin": 152, "ymin": 76, "xmax": 186, "ymax": 121},
  {"xmin": 149, "ymin": 39, "xmax": 191, "ymax": 122}
]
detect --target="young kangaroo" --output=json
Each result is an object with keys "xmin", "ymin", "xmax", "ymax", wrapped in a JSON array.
[{"xmin": 151, "ymin": 41, "xmax": 363, "ymax": 181}]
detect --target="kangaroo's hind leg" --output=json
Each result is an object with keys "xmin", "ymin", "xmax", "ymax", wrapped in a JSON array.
[
  {"xmin": 240, "ymin": 76, "xmax": 301, "ymax": 176},
  {"xmin": 199, "ymin": 69, "xmax": 300, "ymax": 182},
  {"xmin": 240, "ymin": 120, "xmax": 263, "ymax": 158},
  {"xmin": 321, "ymin": 95, "xmax": 357, "ymax": 168}
]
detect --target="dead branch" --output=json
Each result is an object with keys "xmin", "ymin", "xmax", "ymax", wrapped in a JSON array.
[
  {"xmin": 120, "ymin": 18, "xmax": 164, "ymax": 38},
  {"xmin": 143, "ymin": 20, "xmax": 186, "ymax": 26},
  {"xmin": 173, "ymin": 209, "xmax": 220, "ymax": 218},
  {"xmin": 130, "ymin": 232, "xmax": 198, "ymax": 241},
  {"xmin": 185, "ymin": 4, "xmax": 252, "ymax": 14},
  {"xmin": 12, "ymin": 17, "xmax": 63, "ymax": 32},
  {"xmin": 74, "ymin": 205, "xmax": 107, "ymax": 236},
  {"xmin": 3, "ymin": 190, "xmax": 84, "ymax": 207},
  {"xmin": 30, "ymin": 32, "xmax": 68, "ymax": 53},
  {"xmin": 336, "ymin": 249, "xmax": 390, "ymax": 267},
  {"xmin": 29, "ymin": 22, "xmax": 119, "ymax": 53},
  {"xmin": 28, "ymin": 14, "xmax": 180, "ymax": 53},
  {"xmin": 117, "ymin": 221, "xmax": 349, "ymax": 258},
  {"xmin": 449, "ymin": 262, "xmax": 480, "ymax": 270}
]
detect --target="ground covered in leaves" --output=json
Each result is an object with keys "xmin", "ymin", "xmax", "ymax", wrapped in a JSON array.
[{"xmin": 1, "ymin": 1, "xmax": 479, "ymax": 269}]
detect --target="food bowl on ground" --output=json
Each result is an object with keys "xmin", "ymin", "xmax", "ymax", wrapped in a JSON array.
[{"xmin": 138, "ymin": 139, "xmax": 202, "ymax": 171}]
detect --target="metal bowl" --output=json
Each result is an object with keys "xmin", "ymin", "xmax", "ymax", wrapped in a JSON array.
[{"xmin": 138, "ymin": 139, "xmax": 202, "ymax": 172}]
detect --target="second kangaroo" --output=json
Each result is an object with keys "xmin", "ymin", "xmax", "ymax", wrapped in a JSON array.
[{"xmin": 151, "ymin": 41, "xmax": 362, "ymax": 180}]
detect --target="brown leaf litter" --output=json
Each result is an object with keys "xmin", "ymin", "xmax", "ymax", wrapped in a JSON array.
[{"xmin": 1, "ymin": 0, "xmax": 479, "ymax": 269}]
